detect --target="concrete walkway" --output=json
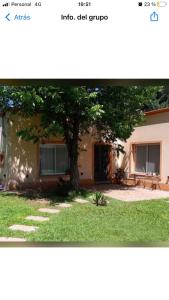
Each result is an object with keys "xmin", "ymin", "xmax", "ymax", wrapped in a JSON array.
[{"xmin": 91, "ymin": 185, "xmax": 169, "ymax": 201}]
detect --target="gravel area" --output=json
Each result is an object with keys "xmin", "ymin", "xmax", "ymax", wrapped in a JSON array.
[{"xmin": 90, "ymin": 185, "xmax": 169, "ymax": 201}]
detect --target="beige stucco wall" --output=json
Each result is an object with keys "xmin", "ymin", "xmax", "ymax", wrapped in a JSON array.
[
  {"xmin": 0, "ymin": 114, "xmax": 39, "ymax": 187},
  {"xmin": 143, "ymin": 111, "xmax": 169, "ymax": 126},
  {"xmin": 0, "ymin": 114, "xmax": 120, "ymax": 188},
  {"xmin": 2, "ymin": 110, "xmax": 169, "ymax": 187},
  {"xmin": 78, "ymin": 129, "xmax": 95, "ymax": 181},
  {"xmin": 0, "ymin": 111, "xmax": 134, "ymax": 189},
  {"xmin": 125, "ymin": 111, "xmax": 169, "ymax": 183}
]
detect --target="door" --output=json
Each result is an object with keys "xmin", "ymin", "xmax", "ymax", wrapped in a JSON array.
[{"xmin": 94, "ymin": 144, "xmax": 111, "ymax": 181}]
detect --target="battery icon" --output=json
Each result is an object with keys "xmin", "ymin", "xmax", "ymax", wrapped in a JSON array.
[{"xmin": 157, "ymin": 1, "xmax": 167, "ymax": 6}]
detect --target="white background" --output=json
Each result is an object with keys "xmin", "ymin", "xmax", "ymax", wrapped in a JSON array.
[
  {"xmin": 1, "ymin": 248, "xmax": 169, "ymax": 300},
  {"xmin": 0, "ymin": 0, "xmax": 169, "ymax": 78}
]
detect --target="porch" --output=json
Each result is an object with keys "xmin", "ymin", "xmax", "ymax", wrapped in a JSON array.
[{"xmin": 89, "ymin": 184, "xmax": 169, "ymax": 201}]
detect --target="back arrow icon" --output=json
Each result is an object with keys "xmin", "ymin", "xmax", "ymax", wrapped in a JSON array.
[{"xmin": 5, "ymin": 13, "xmax": 10, "ymax": 21}]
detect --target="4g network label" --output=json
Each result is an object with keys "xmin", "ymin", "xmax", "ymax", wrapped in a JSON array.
[{"xmin": 61, "ymin": 14, "xmax": 109, "ymax": 22}]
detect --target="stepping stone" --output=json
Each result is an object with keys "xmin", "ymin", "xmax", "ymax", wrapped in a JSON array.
[
  {"xmin": 9, "ymin": 224, "xmax": 38, "ymax": 232},
  {"xmin": 74, "ymin": 198, "xmax": 89, "ymax": 204},
  {"xmin": 0, "ymin": 237, "xmax": 26, "ymax": 242},
  {"xmin": 25, "ymin": 216, "xmax": 49, "ymax": 222},
  {"xmin": 38, "ymin": 208, "xmax": 60, "ymax": 214},
  {"xmin": 57, "ymin": 203, "xmax": 72, "ymax": 208}
]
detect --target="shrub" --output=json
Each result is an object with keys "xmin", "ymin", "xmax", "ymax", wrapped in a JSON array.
[
  {"xmin": 55, "ymin": 180, "xmax": 73, "ymax": 197},
  {"xmin": 93, "ymin": 192, "xmax": 107, "ymax": 206}
]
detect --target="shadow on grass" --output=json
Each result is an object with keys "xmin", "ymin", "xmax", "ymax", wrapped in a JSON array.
[
  {"xmin": 0, "ymin": 191, "xmax": 21, "ymax": 197},
  {"xmin": 0, "ymin": 188, "xmax": 95, "ymax": 205}
]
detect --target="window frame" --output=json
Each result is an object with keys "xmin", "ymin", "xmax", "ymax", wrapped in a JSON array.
[
  {"xmin": 133, "ymin": 142, "xmax": 161, "ymax": 176},
  {"xmin": 39, "ymin": 143, "xmax": 70, "ymax": 176}
]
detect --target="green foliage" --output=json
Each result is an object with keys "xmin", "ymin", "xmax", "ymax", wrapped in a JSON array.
[
  {"xmin": 0, "ymin": 84, "xmax": 161, "ymax": 190},
  {"xmin": 143, "ymin": 85, "xmax": 169, "ymax": 111},
  {"xmin": 95, "ymin": 86, "xmax": 158, "ymax": 142},
  {"xmin": 54, "ymin": 179, "xmax": 73, "ymax": 197},
  {"xmin": 115, "ymin": 168, "xmax": 126, "ymax": 184},
  {"xmin": 0, "ymin": 85, "xmax": 158, "ymax": 143},
  {"xmin": 93, "ymin": 192, "xmax": 107, "ymax": 206}
]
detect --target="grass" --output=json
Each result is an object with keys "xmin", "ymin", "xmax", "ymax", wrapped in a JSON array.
[{"xmin": 1, "ymin": 191, "xmax": 169, "ymax": 243}]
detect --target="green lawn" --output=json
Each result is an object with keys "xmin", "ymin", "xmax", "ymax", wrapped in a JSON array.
[{"xmin": 1, "ymin": 192, "xmax": 169, "ymax": 243}]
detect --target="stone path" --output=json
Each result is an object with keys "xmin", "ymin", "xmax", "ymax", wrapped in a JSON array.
[
  {"xmin": 6, "ymin": 207, "xmax": 61, "ymax": 239},
  {"xmin": 0, "ymin": 237, "xmax": 26, "ymax": 242},
  {"xmin": 25, "ymin": 215, "xmax": 49, "ymax": 222},
  {"xmin": 74, "ymin": 198, "xmax": 89, "ymax": 204},
  {"xmin": 57, "ymin": 203, "xmax": 72, "ymax": 208},
  {"xmin": 9, "ymin": 224, "xmax": 39, "ymax": 232},
  {"xmin": 1, "ymin": 202, "xmax": 75, "ymax": 241},
  {"xmin": 38, "ymin": 208, "xmax": 60, "ymax": 214}
]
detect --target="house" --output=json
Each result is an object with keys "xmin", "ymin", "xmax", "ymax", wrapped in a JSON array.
[
  {"xmin": 1, "ymin": 107, "xmax": 169, "ymax": 191},
  {"xmin": 0, "ymin": 113, "xmax": 117, "ymax": 190},
  {"xmin": 124, "ymin": 107, "xmax": 169, "ymax": 190}
]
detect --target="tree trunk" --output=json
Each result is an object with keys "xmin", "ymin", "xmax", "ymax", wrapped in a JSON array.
[
  {"xmin": 69, "ymin": 157, "xmax": 79, "ymax": 191},
  {"xmin": 64, "ymin": 120, "xmax": 80, "ymax": 191},
  {"xmin": 66, "ymin": 139, "xmax": 80, "ymax": 191}
]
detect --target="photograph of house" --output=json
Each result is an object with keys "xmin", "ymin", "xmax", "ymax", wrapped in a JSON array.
[
  {"xmin": 0, "ymin": 112, "xmax": 112, "ymax": 188},
  {"xmin": 1, "ymin": 83, "xmax": 169, "ymax": 244},
  {"xmin": 0, "ymin": 113, "xmax": 113, "ymax": 189},
  {"xmin": 1, "ymin": 106, "xmax": 169, "ymax": 191},
  {"xmin": 1, "ymin": 84, "xmax": 145, "ymax": 191}
]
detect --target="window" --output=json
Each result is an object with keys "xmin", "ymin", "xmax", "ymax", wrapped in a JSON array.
[
  {"xmin": 135, "ymin": 144, "xmax": 160, "ymax": 174},
  {"xmin": 40, "ymin": 144, "xmax": 69, "ymax": 175}
]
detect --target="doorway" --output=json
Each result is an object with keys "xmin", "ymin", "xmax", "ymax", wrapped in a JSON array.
[{"xmin": 94, "ymin": 144, "xmax": 111, "ymax": 182}]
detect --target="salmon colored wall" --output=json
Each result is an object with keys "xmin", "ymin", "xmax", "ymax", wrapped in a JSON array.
[
  {"xmin": 143, "ymin": 111, "xmax": 169, "ymax": 126},
  {"xmin": 125, "ymin": 112, "xmax": 169, "ymax": 183}
]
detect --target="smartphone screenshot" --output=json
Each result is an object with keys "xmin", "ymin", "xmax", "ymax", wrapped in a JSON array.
[{"xmin": 0, "ymin": 1, "xmax": 169, "ymax": 300}]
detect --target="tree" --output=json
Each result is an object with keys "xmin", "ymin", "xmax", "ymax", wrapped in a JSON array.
[
  {"xmin": 0, "ymin": 85, "xmax": 158, "ymax": 191},
  {"xmin": 142, "ymin": 85, "xmax": 169, "ymax": 111}
]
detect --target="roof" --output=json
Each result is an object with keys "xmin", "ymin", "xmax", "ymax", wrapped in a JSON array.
[{"xmin": 145, "ymin": 107, "xmax": 169, "ymax": 116}]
